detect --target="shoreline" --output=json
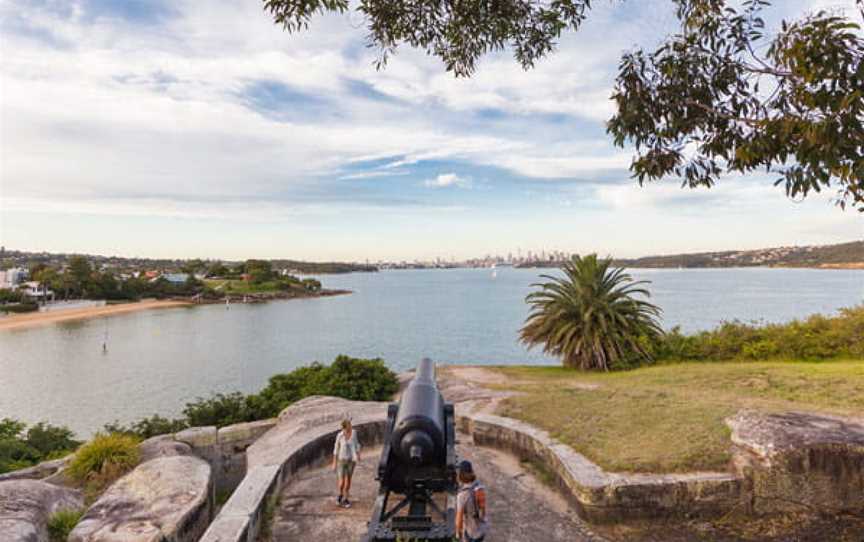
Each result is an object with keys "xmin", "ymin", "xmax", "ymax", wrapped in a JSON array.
[
  {"xmin": 0, "ymin": 289, "xmax": 352, "ymax": 332},
  {"xmin": 0, "ymin": 299, "xmax": 193, "ymax": 331}
]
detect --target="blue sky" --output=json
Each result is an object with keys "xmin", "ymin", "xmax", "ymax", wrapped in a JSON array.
[{"xmin": 0, "ymin": 0, "xmax": 861, "ymax": 261}]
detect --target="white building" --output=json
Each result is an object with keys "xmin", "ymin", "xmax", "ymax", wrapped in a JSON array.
[
  {"xmin": 21, "ymin": 281, "xmax": 54, "ymax": 301},
  {"xmin": 0, "ymin": 268, "xmax": 25, "ymax": 289}
]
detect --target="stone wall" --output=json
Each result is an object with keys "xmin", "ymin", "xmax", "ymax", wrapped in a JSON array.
[
  {"xmin": 457, "ymin": 412, "xmax": 745, "ymax": 523},
  {"xmin": 176, "ymin": 418, "xmax": 277, "ymax": 496},
  {"xmin": 728, "ymin": 410, "xmax": 864, "ymax": 515}
]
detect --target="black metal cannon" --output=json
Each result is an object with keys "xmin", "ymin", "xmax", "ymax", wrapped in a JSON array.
[{"xmin": 364, "ymin": 358, "xmax": 456, "ymax": 541}]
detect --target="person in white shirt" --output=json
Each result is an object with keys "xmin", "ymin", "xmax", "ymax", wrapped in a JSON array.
[{"xmin": 332, "ymin": 419, "xmax": 361, "ymax": 508}]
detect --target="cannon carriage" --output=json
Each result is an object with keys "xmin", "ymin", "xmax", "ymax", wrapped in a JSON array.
[{"xmin": 364, "ymin": 358, "xmax": 457, "ymax": 542}]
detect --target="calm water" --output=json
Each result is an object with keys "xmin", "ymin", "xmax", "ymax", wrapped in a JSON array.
[{"xmin": 1, "ymin": 268, "xmax": 862, "ymax": 436}]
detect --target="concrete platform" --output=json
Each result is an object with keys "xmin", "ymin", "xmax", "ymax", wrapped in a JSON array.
[{"xmin": 271, "ymin": 442, "xmax": 604, "ymax": 541}]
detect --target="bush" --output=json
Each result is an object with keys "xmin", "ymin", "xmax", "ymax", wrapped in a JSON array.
[
  {"xmin": 120, "ymin": 355, "xmax": 401, "ymax": 432},
  {"xmin": 66, "ymin": 433, "xmax": 140, "ymax": 489},
  {"xmin": 251, "ymin": 355, "xmax": 398, "ymax": 419},
  {"xmin": 654, "ymin": 305, "xmax": 864, "ymax": 363},
  {"xmin": 0, "ymin": 302, "xmax": 39, "ymax": 313},
  {"xmin": 318, "ymin": 355, "xmax": 400, "ymax": 401},
  {"xmin": 25, "ymin": 422, "xmax": 81, "ymax": 457},
  {"xmin": 103, "ymin": 415, "xmax": 188, "ymax": 439},
  {"xmin": 0, "ymin": 419, "xmax": 80, "ymax": 475},
  {"xmin": 183, "ymin": 392, "xmax": 256, "ymax": 427},
  {"xmin": 47, "ymin": 508, "xmax": 84, "ymax": 542}
]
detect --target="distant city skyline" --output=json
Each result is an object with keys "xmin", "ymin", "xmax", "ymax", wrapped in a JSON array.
[
  {"xmin": 1, "ymin": 0, "xmax": 861, "ymax": 261},
  {"xmin": 4, "ymin": 239, "xmax": 861, "ymax": 267}
]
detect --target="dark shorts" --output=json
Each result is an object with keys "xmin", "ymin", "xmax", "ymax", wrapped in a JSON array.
[
  {"xmin": 464, "ymin": 536, "xmax": 485, "ymax": 542},
  {"xmin": 337, "ymin": 460, "xmax": 356, "ymax": 478}
]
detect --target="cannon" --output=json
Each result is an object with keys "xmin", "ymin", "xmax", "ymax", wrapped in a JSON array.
[{"xmin": 364, "ymin": 358, "xmax": 456, "ymax": 541}]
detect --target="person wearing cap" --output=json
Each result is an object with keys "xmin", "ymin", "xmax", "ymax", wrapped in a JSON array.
[
  {"xmin": 455, "ymin": 460, "xmax": 488, "ymax": 542},
  {"xmin": 332, "ymin": 419, "xmax": 361, "ymax": 508}
]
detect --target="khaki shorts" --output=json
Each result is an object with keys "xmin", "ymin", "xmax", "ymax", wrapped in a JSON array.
[{"xmin": 337, "ymin": 460, "xmax": 356, "ymax": 478}]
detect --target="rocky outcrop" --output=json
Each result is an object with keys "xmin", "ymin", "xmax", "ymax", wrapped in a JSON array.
[
  {"xmin": 0, "ymin": 457, "xmax": 69, "ymax": 484},
  {"xmin": 69, "ymin": 455, "xmax": 213, "ymax": 542},
  {"xmin": 728, "ymin": 410, "xmax": 864, "ymax": 514},
  {"xmin": 138, "ymin": 434, "xmax": 192, "ymax": 463},
  {"xmin": 0, "ymin": 479, "xmax": 83, "ymax": 542}
]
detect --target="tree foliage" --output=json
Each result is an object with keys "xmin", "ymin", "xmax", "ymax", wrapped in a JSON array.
[
  {"xmin": 109, "ymin": 355, "xmax": 399, "ymax": 435},
  {"xmin": 0, "ymin": 419, "xmax": 81, "ymax": 474},
  {"xmin": 263, "ymin": 0, "xmax": 593, "ymax": 76},
  {"xmin": 520, "ymin": 254, "xmax": 663, "ymax": 371},
  {"xmin": 245, "ymin": 259, "xmax": 274, "ymax": 284},
  {"xmin": 263, "ymin": 0, "xmax": 864, "ymax": 208},
  {"xmin": 608, "ymin": 0, "xmax": 864, "ymax": 210}
]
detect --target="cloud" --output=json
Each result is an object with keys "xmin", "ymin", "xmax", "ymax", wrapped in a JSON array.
[
  {"xmin": 1, "ymin": 0, "xmax": 860, "ymax": 260},
  {"xmin": 424, "ymin": 173, "xmax": 471, "ymax": 189}
]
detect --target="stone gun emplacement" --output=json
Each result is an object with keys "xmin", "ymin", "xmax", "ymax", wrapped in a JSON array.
[{"xmin": 364, "ymin": 358, "xmax": 456, "ymax": 541}]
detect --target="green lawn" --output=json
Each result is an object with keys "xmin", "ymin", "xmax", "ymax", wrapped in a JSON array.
[
  {"xmin": 491, "ymin": 360, "xmax": 864, "ymax": 474},
  {"xmin": 204, "ymin": 279, "xmax": 286, "ymax": 294}
]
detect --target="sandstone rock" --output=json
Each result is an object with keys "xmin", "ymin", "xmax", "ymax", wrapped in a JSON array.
[
  {"xmin": 728, "ymin": 410, "xmax": 864, "ymax": 513},
  {"xmin": 217, "ymin": 419, "xmax": 276, "ymax": 446},
  {"xmin": 138, "ymin": 435, "xmax": 192, "ymax": 463},
  {"xmin": 69, "ymin": 456, "xmax": 213, "ymax": 542},
  {"xmin": 0, "ymin": 479, "xmax": 83, "ymax": 542},
  {"xmin": 0, "ymin": 457, "xmax": 69, "ymax": 483},
  {"xmin": 175, "ymin": 426, "xmax": 218, "ymax": 448}
]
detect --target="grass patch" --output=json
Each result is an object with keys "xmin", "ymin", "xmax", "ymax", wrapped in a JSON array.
[
  {"xmin": 493, "ymin": 359, "xmax": 864, "ymax": 473},
  {"xmin": 66, "ymin": 433, "xmax": 140, "ymax": 498},
  {"xmin": 47, "ymin": 508, "xmax": 84, "ymax": 541}
]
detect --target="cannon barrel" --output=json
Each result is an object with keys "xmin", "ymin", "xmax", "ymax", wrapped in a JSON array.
[
  {"xmin": 366, "ymin": 357, "xmax": 456, "ymax": 542},
  {"xmin": 390, "ymin": 358, "xmax": 445, "ymax": 467}
]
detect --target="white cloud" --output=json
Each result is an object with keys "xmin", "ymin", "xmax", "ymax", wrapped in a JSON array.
[
  {"xmin": 1, "ymin": 0, "xmax": 860, "ymax": 259},
  {"xmin": 424, "ymin": 173, "xmax": 471, "ymax": 189}
]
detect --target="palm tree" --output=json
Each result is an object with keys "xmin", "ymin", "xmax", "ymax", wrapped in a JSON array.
[{"xmin": 520, "ymin": 254, "xmax": 662, "ymax": 371}]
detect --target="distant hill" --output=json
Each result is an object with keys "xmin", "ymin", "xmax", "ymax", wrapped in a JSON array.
[
  {"xmin": 0, "ymin": 250, "xmax": 378, "ymax": 274},
  {"xmin": 520, "ymin": 241, "xmax": 864, "ymax": 269}
]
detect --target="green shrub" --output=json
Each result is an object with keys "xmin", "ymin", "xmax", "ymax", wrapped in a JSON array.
[
  {"xmin": 66, "ymin": 433, "xmax": 140, "ymax": 488},
  {"xmin": 0, "ymin": 302, "xmax": 39, "ymax": 313},
  {"xmin": 183, "ymin": 392, "xmax": 257, "ymax": 427},
  {"xmin": 172, "ymin": 355, "xmax": 400, "ymax": 428},
  {"xmin": 0, "ymin": 438, "xmax": 40, "ymax": 474},
  {"xmin": 654, "ymin": 305, "xmax": 864, "ymax": 363},
  {"xmin": 25, "ymin": 422, "xmax": 81, "ymax": 457},
  {"xmin": 250, "ymin": 363, "xmax": 330, "ymax": 418},
  {"xmin": 320, "ymin": 355, "xmax": 400, "ymax": 401},
  {"xmin": 0, "ymin": 419, "xmax": 79, "ymax": 475},
  {"xmin": 47, "ymin": 508, "xmax": 84, "ymax": 542},
  {"xmin": 103, "ymin": 415, "xmax": 188, "ymax": 439}
]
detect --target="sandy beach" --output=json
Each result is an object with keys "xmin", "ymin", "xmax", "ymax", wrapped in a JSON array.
[{"xmin": 0, "ymin": 299, "xmax": 192, "ymax": 331}]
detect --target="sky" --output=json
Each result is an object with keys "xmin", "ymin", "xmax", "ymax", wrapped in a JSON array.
[{"xmin": 1, "ymin": 0, "xmax": 862, "ymax": 262}]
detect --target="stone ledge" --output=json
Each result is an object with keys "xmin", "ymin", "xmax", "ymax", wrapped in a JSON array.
[
  {"xmin": 176, "ymin": 425, "xmax": 219, "ymax": 448},
  {"xmin": 728, "ymin": 410, "xmax": 864, "ymax": 514},
  {"xmin": 458, "ymin": 412, "xmax": 744, "ymax": 523}
]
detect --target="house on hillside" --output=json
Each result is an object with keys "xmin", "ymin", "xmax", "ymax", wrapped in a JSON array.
[
  {"xmin": 150, "ymin": 273, "xmax": 189, "ymax": 284},
  {"xmin": 21, "ymin": 281, "xmax": 54, "ymax": 302},
  {"xmin": 0, "ymin": 268, "xmax": 26, "ymax": 288}
]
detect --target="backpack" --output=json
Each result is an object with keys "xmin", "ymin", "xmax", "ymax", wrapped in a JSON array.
[{"xmin": 468, "ymin": 483, "xmax": 487, "ymax": 522}]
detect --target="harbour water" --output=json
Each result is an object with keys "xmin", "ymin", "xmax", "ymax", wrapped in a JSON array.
[{"xmin": 1, "ymin": 267, "xmax": 861, "ymax": 436}]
